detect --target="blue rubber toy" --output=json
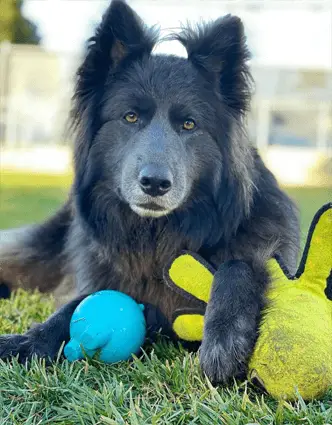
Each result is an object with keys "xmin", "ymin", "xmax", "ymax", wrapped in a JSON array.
[{"xmin": 64, "ymin": 290, "xmax": 146, "ymax": 363}]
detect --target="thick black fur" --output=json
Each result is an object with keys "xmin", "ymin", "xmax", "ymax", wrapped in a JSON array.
[{"xmin": 0, "ymin": 0, "xmax": 299, "ymax": 384}]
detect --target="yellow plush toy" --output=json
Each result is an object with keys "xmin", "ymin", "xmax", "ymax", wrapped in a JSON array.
[{"xmin": 165, "ymin": 203, "xmax": 332, "ymax": 400}]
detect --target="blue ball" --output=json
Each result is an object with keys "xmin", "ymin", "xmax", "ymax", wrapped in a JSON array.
[{"xmin": 64, "ymin": 290, "xmax": 146, "ymax": 363}]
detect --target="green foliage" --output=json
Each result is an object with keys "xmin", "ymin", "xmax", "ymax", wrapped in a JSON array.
[
  {"xmin": 0, "ymin": 0, "xmax": 40, "ymax": 45},
  {"xmin": 0, "ymin": 0, "xmax": 15, "ymax": 43}
]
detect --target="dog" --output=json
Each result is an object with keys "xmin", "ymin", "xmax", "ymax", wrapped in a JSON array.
[{"xmin": 0, "ymin": 0, "xmax": 299, "ymax": 383}]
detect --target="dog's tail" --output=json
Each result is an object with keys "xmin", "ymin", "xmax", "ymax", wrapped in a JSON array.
[{"xmin": 0, "ymin": 200, "xmax": 75, "ymax": 303}]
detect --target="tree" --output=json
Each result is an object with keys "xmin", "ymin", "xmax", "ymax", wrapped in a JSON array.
[{"xmin": 0, "ymin": 0, "xmax": 41, "ymax": 45}]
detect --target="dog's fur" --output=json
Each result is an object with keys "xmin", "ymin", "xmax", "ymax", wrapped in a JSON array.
[{"xmin": 0, "ymin": 1, "xmax": 299, "ymax": 383}]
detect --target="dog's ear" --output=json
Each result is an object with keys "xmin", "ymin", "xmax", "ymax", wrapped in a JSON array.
[
  {"xmin": 174, "ymin": 15, "xmax": 252, "ymax": 116},
  {"xmin": 72, "ymin": 0, "xmax": 158, "ymax": 193},
  {"xmin": 73, "ymin": 0, "xmax": 158, "ymax": 124},
  {"xmin": 173, "ymin": 16, "xmax": 254, "ymax": 228}
]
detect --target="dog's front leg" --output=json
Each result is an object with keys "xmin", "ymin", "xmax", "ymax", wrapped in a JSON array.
[
  {"xmin": 0, "ymin": 296, "xmax": 87, "ymax": 362},
  {"xmin": 199, "ymin": 260, "xmax": 268, "ymax": 384}
]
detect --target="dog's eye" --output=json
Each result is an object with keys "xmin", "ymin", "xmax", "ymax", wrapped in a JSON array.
[
  {"xmin": 124, "ymin": 112, "xmax": 138, "ymax": 123},
  {"xmin": 183, "ymin": 119, "xmax": 196, "ymax": 131}
]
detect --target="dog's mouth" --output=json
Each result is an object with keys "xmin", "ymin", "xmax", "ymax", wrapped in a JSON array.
[
  {"xmin": 137, "ymin": 202, "xmax": 165, "ymax": 211},
  {"xmin": 116, "ymin": 187, "xmax": 171, "ymax": 217},
  {"xmin": 131, "ymin": 203, "xmax": 171, "ymax": 218}
]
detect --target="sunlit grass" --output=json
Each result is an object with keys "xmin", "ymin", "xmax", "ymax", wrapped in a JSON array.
[
  {"xmin": 0, "ymin": 170, "xmax": 73, "ymax": 188},
  {"xmin": 285, "ymin": 186, "xmax": 331, "ymax": 243},
  {"xmin": 0, "ymin": 171, "xmax": 72, "ymax": 228}
]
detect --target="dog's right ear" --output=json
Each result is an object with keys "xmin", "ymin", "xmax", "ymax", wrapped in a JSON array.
[
  {"xmin": 72, "ymin": 1, "xmax": 158, "ymax": 195},
  {"xmin": 73, "ymin": 0, "xmax": 158, "ymax": 126}
]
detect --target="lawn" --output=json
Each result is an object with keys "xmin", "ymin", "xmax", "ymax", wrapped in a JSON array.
[{"xmin": 0, "ymin": 171, "xmax": 331, "ymax": 424}]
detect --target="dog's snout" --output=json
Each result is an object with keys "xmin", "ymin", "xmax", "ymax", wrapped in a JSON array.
[{"xmin": 138, "ymin": 164, "xmax": 173, "ymax": 197}]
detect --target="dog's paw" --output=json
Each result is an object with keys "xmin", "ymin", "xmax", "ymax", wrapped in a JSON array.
[
  {"xmin": 199, "ymin": 338, "xmax": 232, "ymax": 384},
  {"xmin": 199, "ymin": 332, "xmax": 248, "ymax": 384},
  {"xmin": 0, "ymin": 332, "xmax": 58, "ymax": 363},
  {"xmin": 0, "ymin": 334, "xmax": 32, "ymax": 361}
]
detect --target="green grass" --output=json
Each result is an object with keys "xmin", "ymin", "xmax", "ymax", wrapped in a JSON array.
[
  {"xmin": 0, "ymin": 172, "xmax": 331, "ymax": 424},
  {"xmin": 285, "ymin": 187, "xmax": 331, "ymax": 242},
  {"xmin": 0, "ymin": 172, "xmax": 71, "ymax": 229}
]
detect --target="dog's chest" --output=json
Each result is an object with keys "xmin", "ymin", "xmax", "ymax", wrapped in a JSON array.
[{"xmin": 112, "ymin": 250, "xmax": 202, "ymax": 321}]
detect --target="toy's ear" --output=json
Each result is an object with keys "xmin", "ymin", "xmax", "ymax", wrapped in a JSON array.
[
  {"xmin": 164, "ymin": 252, "xmax": 215, "ymax": 305},
  {"xmin": 296, "ymin": 203, "xmax": 332, "ymax": 282},
  {"xmin": 267, "ymin": 257, "xmax": 289, "ymax": 283}
]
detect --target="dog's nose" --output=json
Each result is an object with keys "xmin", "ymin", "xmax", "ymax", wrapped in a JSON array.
[{"xmin": 139, "ymin": 164, "xmax": 173, "ymax": 197}]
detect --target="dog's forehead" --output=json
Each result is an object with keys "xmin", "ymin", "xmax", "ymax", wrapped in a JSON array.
[
  {"xmin": 104, "ymin": 55, "xmax": 218, "ymax": 119},
  {"xmin": 126, "ymin": 55, "xmax": 202, "ymax": 100}
]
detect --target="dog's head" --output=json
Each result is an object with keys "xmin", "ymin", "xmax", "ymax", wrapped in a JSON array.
[{"xmin": 73, "ymin": 0, "xmax": 254, "ymax": 234}]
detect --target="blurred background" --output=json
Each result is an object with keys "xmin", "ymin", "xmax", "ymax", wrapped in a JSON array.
[{"xmin": 0, "ymin": 0, "xmax": 331, "ymax": 237}]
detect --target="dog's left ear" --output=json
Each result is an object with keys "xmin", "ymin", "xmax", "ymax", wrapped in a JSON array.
[{"xmin": 175, "ymin": 15, "xmax": 252, "ymax": 116}]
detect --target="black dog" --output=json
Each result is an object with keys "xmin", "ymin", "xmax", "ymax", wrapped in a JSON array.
[{"xmin": 0, "ymin": 0, "xmax": 299, "ymax": 383}]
